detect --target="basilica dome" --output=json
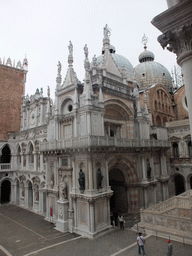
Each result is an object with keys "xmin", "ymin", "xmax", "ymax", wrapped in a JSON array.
[
  {"xmin": 135, "ymin": 48, "xmax": 172, "ymax": 91},
  {"xmin": 92, "ymin": 45, "xmax": 134, "ymax": 81}
]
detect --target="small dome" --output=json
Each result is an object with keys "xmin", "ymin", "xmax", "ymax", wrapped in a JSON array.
[
  {"xmin": 92, "ymin": 53, "xmax": 134, "ymax": 81},
  {"xmin": 139, "ymin": 49, "xmax": 155, "ymax": 63}
]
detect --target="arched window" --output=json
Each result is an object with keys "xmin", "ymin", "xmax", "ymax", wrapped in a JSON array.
[
  {"xmin": 28, "ymin": 143, "xmax": 34, "ymax": 163},
  {"xmin": 166, "ymin": 105, "xmax": 168, "ymax": 113},
  {"xmin": 155, "ymin": 101, "xmax": 157, "ymax": 110},
  {"xmin": 188, "ymin": 141, "xmax": 192, "ymax": 157},
  {"xmin": 0, "ymin": 145, "xmax": 11, "ymax": 163},
  {"xmin": 156, "ymin": 115, "xmax": 161, "ymax": 126},
  {"xmin": 162, "ymin": 104, "xmax": 164, "ymax": 112},
  {"xmin": 157, "ymin": 91, "xmax": 160, "ymax": 99},
  {"xmin": 173, "ymin": 143, "xmax": 179, "ymax": 157},
  {"xmin": 17, "ymin": 146, "xmax": 21, "ymax": 164},
  {"xmin": 158, "ymin": 102, "xmax": 161, "ymax": 111}
]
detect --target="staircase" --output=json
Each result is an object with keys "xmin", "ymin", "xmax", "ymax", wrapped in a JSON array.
[{"xmin": 137, "ymin": 190, "xmax": 192, "ymax": 244}]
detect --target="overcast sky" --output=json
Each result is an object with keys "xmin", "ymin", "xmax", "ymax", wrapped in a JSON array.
[{"xmin": 0, "ymin": 0, "xmax": 176, "ymax": 99}]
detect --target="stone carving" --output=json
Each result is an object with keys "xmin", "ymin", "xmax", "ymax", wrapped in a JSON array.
[
  {"xmin": 59, "ymin": 181, "xmax": 67, "ymax": 200},
  {"xmin": 97, "ymin": 168, "xmax": 103, "ymax": 189},
  {"xmin": 50, "ymin": 170, "xmax": 54, "ymax": 187},
  {"xmin": 147, "ymin": 163, "xmax": 152, "ymax": 179},
  {"xmin": 58, "ymin": 206, "xmax": 63, "ymax": 219},
  {"xmin": 68, "ymin": 41, "xmax": 73, "ymax": 56},
  {"xmin": 34, "ymin": 183, "xmax": 39, "ymax": 201},
  {"xmin": 84, "ymin": 44, "xmax": 88, "ymax": 59},
  {"xmin": 103, "ymin": 24, "xmax": 111, "ymax": 40},
  {"xmin": 57, "ymin": 61, "xmax": 61, "ymax": 74},
  {"xmin": 92, "ymin": 55, "xmax": 97, "ymax": 66},
  {"xmin": 78, "ymin": 169, "xmax": 85, "ymax": 191}
]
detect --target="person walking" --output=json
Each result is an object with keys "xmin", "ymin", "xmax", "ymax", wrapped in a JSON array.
[
  {"xmin": 118, "ymin": 215, "xmax": 125, "ymax": 230},
  {"xmin": 137, "ymin": 232, "xmax": 146, "ymax": 256},
  {"xmin": 167, "ymin": 240, "xmax": 173, "ymax": 256}
]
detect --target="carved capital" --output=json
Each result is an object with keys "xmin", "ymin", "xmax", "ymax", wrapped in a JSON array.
[{"xmin": 158, "ymin": 23, "xmax": 192, "ymax": 64}]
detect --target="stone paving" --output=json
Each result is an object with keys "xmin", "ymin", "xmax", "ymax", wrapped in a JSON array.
[{"xmin": 0, "ymin": 204, "xmax": 192, "ymax": 256}]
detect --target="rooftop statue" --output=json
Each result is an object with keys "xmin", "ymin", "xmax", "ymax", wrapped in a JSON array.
[
  {"xmin": 103, "ymin": 24, "xmax": 111, "ymax": 40},
  {"xmin": 84, "ymin": 44, "xmax": 88, "ymax": 59},
  {"xmin": 68, "ymin": 41, "xmax": 73, "ymax": 57},
  {"xmin": 57, "ymin": 61, "xmax": 61, "ymax": 74}
]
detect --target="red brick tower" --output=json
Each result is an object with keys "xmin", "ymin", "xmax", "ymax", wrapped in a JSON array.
[{"xmin": 0, "ymin": 57, "xmax": 28, "ymax": 140}]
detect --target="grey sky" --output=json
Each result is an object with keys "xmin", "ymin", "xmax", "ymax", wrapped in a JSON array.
[{"xmin": 0, "ymin": 0, "xmax": 176, "ymax": 99}]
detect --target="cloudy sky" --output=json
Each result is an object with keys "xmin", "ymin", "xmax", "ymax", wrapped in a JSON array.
[{"xmin": 0, "ymin": 0, "xmax": 176, "ymax": 99}]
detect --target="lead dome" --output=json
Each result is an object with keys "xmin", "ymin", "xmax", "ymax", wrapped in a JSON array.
[{"xmin": 135, "ymin": 37, "xmax": 172, "ymax": 91}]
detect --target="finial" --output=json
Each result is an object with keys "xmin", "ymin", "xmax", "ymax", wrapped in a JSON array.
[
  {"xmin": 57, "ymin": 61, "xmax": 61, "ymax": 75},
  {"xmin": 103, "ymin": 24, "xmax": 111, "ymax": 40},
  {"xmin": 141, "ymin": 34, "xmax": 148, "ymax": 50},
  {"xmin": 68, "ymin": 41, "xmax": 73, "ymax": 57},
  {"xmin": 47, "ymin": 86, "xmax": 50, "ymax": 97},
  {"xmin": 84, "ymin": 44, "xmax": 88, "ymax": 59},
  {"xmin": 40, "ymin": 88, "xmax": 43, "ymax": 95}
]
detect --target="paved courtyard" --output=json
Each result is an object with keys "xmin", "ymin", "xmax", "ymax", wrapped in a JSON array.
[{"xmin": 0, "ymin": 204, "xmax": 192, "ymax": 256}]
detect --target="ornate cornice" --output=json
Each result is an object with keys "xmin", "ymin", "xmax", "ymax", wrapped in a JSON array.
[
  {"xmin": 157, "ymin": 23, "xmax": 192, "ymax": 64},
  {"xmin": 70, "ymin": 190, "xmax": 113, "ymax": 202}
]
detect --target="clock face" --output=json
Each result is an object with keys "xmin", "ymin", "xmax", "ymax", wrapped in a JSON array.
[{"xmin": 30, "ymin": 109, "xmax": 36, "ymax": 125}]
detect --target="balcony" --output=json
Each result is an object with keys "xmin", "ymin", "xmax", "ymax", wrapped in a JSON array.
[
  {"xmin": 40, "ymin": 136, "xmax": 171, "ymax": 151},
  {"xmin": 0, "ymin": 163, "xmax": 11, "ymax": 172}
]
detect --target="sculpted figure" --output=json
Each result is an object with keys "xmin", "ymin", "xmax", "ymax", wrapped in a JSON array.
[
  {"xmin": 103, "ymin": 24, "xmax": 111, "ymax": 39},
  {"xmin": 68, "ymin": 41, "xmax": 73, "ymax": 56},
  {"xmin": 57, "ymin": 61, "xmax": 61, "ymax": 74},
  {"xmin": 97, "ymin": 168, "xmax": 103, "ymax": 189},
  {"xmin": 147, "ymin": 163, "xmax": 151, "ymax": 179},
  {"xmin": 78, "ymin": 169, "xmax": 85, "ymax": 191},
  {"xmin": 59, "ymin": 181, "xmax": 67, "ymax": 200},
  {"xmin": 84, "ymin": 44, "xmax": 88, "ymax": 59}
]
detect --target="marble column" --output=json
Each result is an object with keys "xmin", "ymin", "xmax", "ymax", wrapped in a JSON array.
[{"xmin": 152, "ymin": 0, "xmax": 192, "ymax": 137}]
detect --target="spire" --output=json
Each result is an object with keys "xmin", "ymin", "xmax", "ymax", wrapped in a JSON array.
[
  {"xmin": 46, "ymin": 86, "xmax": 51, "ymax": 120},
  {"xmin": 56, "ymin": 61, "xmax": 62, "ymax": 89},
  {"xmin": 23, "ymin": 55, "xmax": 28, "ymax": 71},
  {"xmin": 141, "ymin": 34, "xmax": 148, "ymax": 50},
  {"xmin": 73, "ymin": 85, "xmax": 79, "ymax": 110},
  {"xmin": 62, "ymin": 41, "xmax": 80, "ymax": 88},
  {"xmin": 83, "ymin": 44, "xmax": 93, "ymax": 104},
  {"xmin": 103, "ymin": 24, "xmax": 111, "ymax": 51}
]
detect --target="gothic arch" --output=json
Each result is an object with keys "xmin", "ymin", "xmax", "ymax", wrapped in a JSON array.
[
  {"xmin": 60, "ymin": 96, "xmax": 73, "ymax": 115},
  {"xmin": 0, "ymin": 144, "xmax": 11, "ymax": 164},
  {"xmin": 104, "ymin": 99, "xmax": 133, "ymax": 119},
  {"xmin": 107, "ymin": 155, "xmax": 139, "ymax": 213}
]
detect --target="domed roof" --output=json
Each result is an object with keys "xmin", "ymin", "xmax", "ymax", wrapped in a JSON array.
[
  {"xmin": 135, "ymin": 48, "xmax": 172, "ymax": 91},
  {"xmin": 92, "ymin": 50, "xmax": 134, "ymax": 81},
  {"xmin": 139, "ymin": 49, "xmax": 155, "ymax": 62}
]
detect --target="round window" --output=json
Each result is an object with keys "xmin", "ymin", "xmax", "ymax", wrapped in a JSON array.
[{"xmin": 68, "ymin": 104, "xmax": 73, "ymax": 112}]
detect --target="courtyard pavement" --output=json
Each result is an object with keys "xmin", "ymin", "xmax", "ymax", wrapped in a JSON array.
[{"xmin": 0, "ymin": 204, "xmax": 192, "ymax": 256}]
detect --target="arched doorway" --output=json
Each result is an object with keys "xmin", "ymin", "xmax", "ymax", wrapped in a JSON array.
[
  {"xmin": 28, "ymin": 182, "xmax": 33, "ymax": 208},
  {"xmin": 109, "ymin": 168, "xmax": 128, "ymax": 213},
  {"xmin": 1, "ymin": 180, "xmax": 11, "ymax": 203},
  {"xmin": 174, "ymin": 174, "xmax": 185, "ymax": 195}
]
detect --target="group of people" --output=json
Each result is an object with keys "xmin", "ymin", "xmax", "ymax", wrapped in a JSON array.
[
  {"xmin": 110, "ymin": 211, "xmax": 125, "ymax": 230},
  {"xmin": 137, "ymin": 232, "xmax": 173, "ymax": 256}
]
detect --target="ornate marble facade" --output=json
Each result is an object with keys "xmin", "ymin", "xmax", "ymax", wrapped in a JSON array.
[{"xmin": 0, "ymin": 22, "xmax": 192, "ymax": 238}]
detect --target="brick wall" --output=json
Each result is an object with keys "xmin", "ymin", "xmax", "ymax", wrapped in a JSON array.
[
  {"xmin": 174, "ymin": 85, "xmax": 188, "ymax": 120},
  {"xmin": 0, "ymin": 65, "xmax": 25, "ymax": 140}
]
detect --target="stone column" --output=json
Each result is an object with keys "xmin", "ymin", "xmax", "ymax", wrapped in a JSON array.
[
  {"xmin": 34, "ymin": 152, "xmax": 37, "ymax": 171},
  {"xmin": 105, "ymin": 158, "xmax": 109, "ymax": 188},
  {"xmin": 88, "ymin": 158, "xmax": 93, "ymax": 191},
  {"xmin": 141, "ymin": 156, "xmax": 147, "ymax": 181},
  {"xmin": 39, "ymin": 189, "xmax": 43, "ymax": 213},
  {"xmin": 89, "ymin": 201, "xmax": 95, "ymax": 233},
  {"xmin": 160, "ymin": 152, "xmax": 167, "ymax": 176},
  {"xmin": 40, "ymin": 154, "xmax": 44, "ymax": 172},
  {"xmin": 87, "ymin": 112, "xmax": 91, "ymax": 135},
  {"xmin": 152, "ymin": 1, "xmax": 192, "ymax": 137}
]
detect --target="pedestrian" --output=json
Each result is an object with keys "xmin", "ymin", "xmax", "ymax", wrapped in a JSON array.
[
  {"xmin": 118, "ymin": 215, "xmax": 125, "ymax": 230},
  {"xmin": 167, "ymin": 240, "xmax": 173, "ymax": 256},
  {"xmin": 110, "ymin": 212, "xmax": 115, "ymax": 228},
  {"xmin": 114, "ymin": 210, "xmax": 118, "ymax": 226},
  {"xmin": 137, "ymin": 232, "xmax": 146, "ymax": 256}
]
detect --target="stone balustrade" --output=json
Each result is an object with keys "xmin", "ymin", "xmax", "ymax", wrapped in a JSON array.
[
  {"xmin": 40, "ymin": 136, "xmax": 171, "ymax": 151},
  {"xmin": 166, "ymin": 119, "xmax": 189, "ymax": 128},
  {"xmin": 0, "ymin": 163, "xmax": 11, "ymax": 171},
  {"xmin": 139, "ymin": 190, "xmax": 192, "ymax": 241}
]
